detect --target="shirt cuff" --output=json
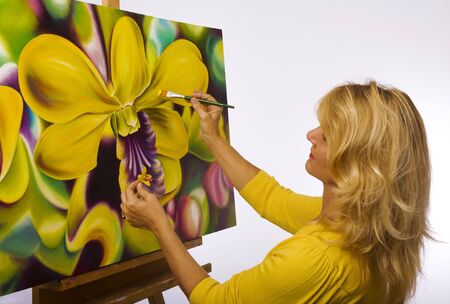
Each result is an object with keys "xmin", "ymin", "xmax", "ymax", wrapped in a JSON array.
[{"xmin": 189, "ymin": 277, "xmax": 220, "ymax": 304}]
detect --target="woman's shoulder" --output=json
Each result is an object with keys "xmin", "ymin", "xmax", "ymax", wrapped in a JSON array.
[
  {"xmin": 292, "ymin": 223, "xmax": 365, "ymax": 270},
  {"xmin": 258, "ymin": 224, "xmax": 370, "ymax": 302},
  {"xmin": 294, "ymin": 223, "xmax": 370, "ymax": 294},
  {"xmin": 267, "ymin": 223, "xmax": 348, "ymax": 267}
]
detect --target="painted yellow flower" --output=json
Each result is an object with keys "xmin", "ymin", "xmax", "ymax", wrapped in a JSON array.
[
  {"xmin": 0, "ymin": 86, "xmax": 28, "ymax": 203},
  {"xmin": 18, "ymin": 16, "xmax": 209, "ymax": 204},
  {"xmin": 0, "ymin": 86, "xmax": 35, "ymax": 264},
  {"xmin": 0, "ymin": 85, "xmax": 79, "ymax": 276},
  {"xmin": 137, "ymin": 165, "xmax": 153, "ymax": 187}
]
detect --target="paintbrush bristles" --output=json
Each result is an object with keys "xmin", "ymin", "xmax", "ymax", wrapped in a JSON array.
[
  {"xmin": 158, "ymin": 89, "xmax": 235, "ymax": 109},
  {"xmin": 157, "ymin": 89, "xmax": 167, "ymax": 97},
  {"xmin": 158, "ymin": 89, "xmax": 185, "ymax": 99}
]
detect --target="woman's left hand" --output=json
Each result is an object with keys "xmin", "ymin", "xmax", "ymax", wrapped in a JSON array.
[
  {"xmin": 120, "ymin": 181, "xmax": 169, "ymax": 234},
  {"xmin": 121, "ymin": 181, "xmax": 209, "ymax": 297}
]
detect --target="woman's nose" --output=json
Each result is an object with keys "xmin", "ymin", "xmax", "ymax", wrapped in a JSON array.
[{"xmin": 307, "ymin": 127, "xmax": 318, "ymax": 144}]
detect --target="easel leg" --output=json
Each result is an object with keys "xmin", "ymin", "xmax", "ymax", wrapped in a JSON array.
[{"xmin": 148, "ymin": 292, "xmax": 165, "ymax": 304}]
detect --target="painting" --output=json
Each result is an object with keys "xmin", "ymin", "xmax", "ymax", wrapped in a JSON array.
[{"xmin": 0, "ymin": 0, "xmax": 234, "ymax": 296}]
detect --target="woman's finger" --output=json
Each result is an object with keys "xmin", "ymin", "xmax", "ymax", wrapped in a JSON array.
[
  {"xmin": 120, "ymin": 203, "xmax": 129, "ymax": 219},
  {"xmin": 128, "ymin": 180, "xmax": 139, "ymax": 193},
  {"xmin": 191, "ymin": 98, "xmax": 209, "ymax": 119},
  {"xmin": 206, "ymin": 104, "xmax": 223, "ymax": 115},
  {"xmin": 125, "ymin": 180, "xmax": 139, "ymax": 202},
  {"xmin": 136, "ymin": 183, "xmax": 153, "ymax": 201},
  {"xmin": 193, "ymin": 90, "xmax": 217, "ymax": 102}
]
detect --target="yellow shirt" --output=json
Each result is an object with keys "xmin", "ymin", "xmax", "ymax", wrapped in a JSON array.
[{"xmin": 189, "ymin": 170, "xmax": 383, "ymax": 303}]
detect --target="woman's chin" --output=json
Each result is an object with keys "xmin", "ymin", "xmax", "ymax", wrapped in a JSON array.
[{"xmin": 305, "ymin": 159, "xmax": 313, "ymax": 176}]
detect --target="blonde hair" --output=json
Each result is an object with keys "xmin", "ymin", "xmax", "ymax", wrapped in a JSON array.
[{"xmin": 317, "ymin": 81, "xmax": 431, "ymax": 303}]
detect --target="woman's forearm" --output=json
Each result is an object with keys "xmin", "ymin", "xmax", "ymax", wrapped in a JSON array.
[
  {"xmin": 205, "ymin": 135, "xmax": 259, "ymax": 191},
  {"xmin": 154, "ymin": 136, "xmax": 258, "ymax": 297},
  {"xmin": 190, "ymin": 94, "xmax": 259, "ymax": 191},
  {"xmin": 153, "ymin": 221, "xmax": 208, "ymax": 297}
]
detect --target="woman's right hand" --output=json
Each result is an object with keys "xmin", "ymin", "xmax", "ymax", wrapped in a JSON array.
[
  {"xmin": 191, "ymin": 90, "xmax": 223, "ymax": 144},
  {"xmin": 192, "ymin": 90, "xmax": 259, "ymax": 190}
]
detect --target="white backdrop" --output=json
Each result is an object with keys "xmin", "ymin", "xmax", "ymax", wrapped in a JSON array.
[{"xmin": 2, "ymin": 0, "xmax": 450, "ymax": 303}]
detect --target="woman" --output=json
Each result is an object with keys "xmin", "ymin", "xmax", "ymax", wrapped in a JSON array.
[{"xmin": 121, "ymin": 81, "xmax": 431, "ymax": 303}]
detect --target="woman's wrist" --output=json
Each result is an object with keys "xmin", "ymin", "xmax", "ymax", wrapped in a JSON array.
[
  {"xmin": 203, "ymin": 133, "xmax": 224, "ymax": 147},
  {"xmin": 151, "ymin": 215, "xmax": 173, "ymax": 239}
]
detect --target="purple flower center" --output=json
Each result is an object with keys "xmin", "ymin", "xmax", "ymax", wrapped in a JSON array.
[{"xmin": 119, "ymin": 111, "xmax": 165, "ymax": 197}]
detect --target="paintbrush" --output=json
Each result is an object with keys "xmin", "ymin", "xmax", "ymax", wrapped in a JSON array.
[{"xmin": 158, "ymin": 89, "xmax": 235, "ymax": 109}]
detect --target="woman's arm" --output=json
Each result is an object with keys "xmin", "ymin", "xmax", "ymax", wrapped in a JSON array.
[
  {"xmin": 121, "ymin": 181, "xmax": 208, "ymax": 296},
  {"xmin": 191, "ymin": 91, "xmax": 258, "ymax": 191},
  {"xmin": 120, "ymin": 92, "xmax": 267, "ymax": 297},
  {"xmin": 121, "ymin": 183, "xmax": 335, "ymax": 304}
]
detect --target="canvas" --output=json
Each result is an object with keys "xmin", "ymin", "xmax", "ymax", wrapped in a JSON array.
[{"xmin": 0, "ymin": 0, "xmax": 234, "ymax": 296}]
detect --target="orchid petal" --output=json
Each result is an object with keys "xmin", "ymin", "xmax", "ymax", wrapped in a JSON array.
[
  {"xmin": 32, "ymin": 211, "xmax": 66, "ymax": 249},
  {"xmin": 118, "ymin": 147, "xmax": 165, "ymax": 197},
  {"xmin": 36, "ymin": 211, "xmax": 66, "ymax": 248},
  {"xmin": 187, "ymin": 110, "xmax": 227, "ymax": 162},
  {"xmin": 0, "ymin": 86, "xmax": 23, "ymax": 183},
  {"xmin": 0, "ymin": 215, "xmax": 40, "ymax": 258},
  {"xmin": 72, "ymin": 2, "xmax": 108, "ymax": 82},
  {"xmin": 111, "ymin": 17, "xmax": 150, "ymax": 105},
  {"xmin": 144, "ymin": 106, "xmax": 188, "ymax": 160},
  {"xmin": 66, "ymin": 203, "xmax": 123, "ymax": 266},
  {"xmin": 119, "ymin": 154, "xmax": 180, "ymax": 206},
  {"xmin": 111, "ymin": 105, "xmax": 141, "ymax": 137},
  {"xmin": 67, "ymin": 174, "xmax": 88, "ymax": 235},
  {"xmin": 34, "ymin": 114, "xmax": 110, "ymax": 180},
  {"xmin": 135, "ymin": 39, "xmax": 209, "ymax": 109},
  {"xmin": 30, "ymin": 158, "xmax": 71, "ymax": 210},
  {"xmin": 117, "ymin": 112, "xmax": 165, "ymax": 196},
  {"xmin": 35, "ymin": 238, "xmax": 80, "ymax": 276},
  {"xmin": 95, "ymin": 5, "xmax": 125, "ymax": 67},
  {"xmin": 145, "ymin": 41, "xmax": 158, "ymax": 81},
  {"xmin": 0, "ymin": 187, "xmax": 29, "ymax": 231},
  {"xmin": 142, "ymin": 16, "xmax": 172, "ymax": 77},
  {"xmin": 158, "ymin": 155, "xmax": 182, "ymax": 205},
  {"xmin": 18, "ymin": 34, "xmax": 118, "ymax": 124},
  {"xmin": 0, "ymin": 138, "xmax": 29, "ymax": 204},
  {"xmin": 0, "ymin": 252, "xmax": 20, "ymax": 285},
  {"xmin": 19, "ymin": 155, "xmax": 67, "ymax": 249},
  {"xmin": 123, "ymin": 220, "xmax": 161, "ymax": 255}
]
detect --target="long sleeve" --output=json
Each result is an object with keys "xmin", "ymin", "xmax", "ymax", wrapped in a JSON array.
[
  {"xmin": 239, "ymin": 170, "xmax": 322, "ymax": 234},
  {"xmin": 189, "ymin": 226, "xmax": 372, "ymax": 304}
]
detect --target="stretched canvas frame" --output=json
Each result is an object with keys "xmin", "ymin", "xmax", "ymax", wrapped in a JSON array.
[{"xmin": 0, "ymin": 0, "xmax": 234, "ymax": 296}]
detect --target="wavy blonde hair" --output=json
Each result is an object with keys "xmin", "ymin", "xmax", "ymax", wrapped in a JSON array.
[{"xmin": 317, "ymin": 81, "xmax": 431, "ymax": 303}]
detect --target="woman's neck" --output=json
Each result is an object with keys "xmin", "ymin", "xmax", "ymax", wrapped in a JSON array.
[{"xmin": 321, "ymin": 183, "xmax": 337, "ymax": 220}]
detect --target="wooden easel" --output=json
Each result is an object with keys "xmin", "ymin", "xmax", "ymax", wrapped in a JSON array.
[
  {"xmin": 32, "ymin": 238, "xmax": 210, "ymax": 304},
  {"xmin": 32, "ymin": 1, "xmax": 212, "ymax": 303},
  {"xmin": 103, "ymin": 0, "xmax": 120, "ymax": 8}
]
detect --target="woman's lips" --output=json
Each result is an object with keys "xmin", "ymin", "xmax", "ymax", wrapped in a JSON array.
[{"xmin": 309, "ymin": 153, "xmax": 314, "ymax": 160}]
